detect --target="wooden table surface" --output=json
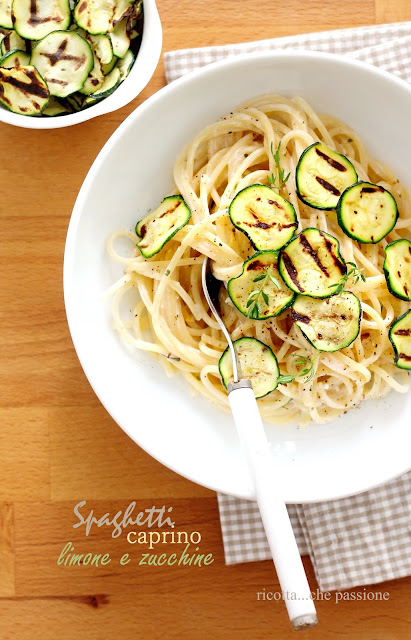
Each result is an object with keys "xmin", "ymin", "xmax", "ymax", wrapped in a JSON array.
[{"xmin": 2, "ymin": 1, "xmax": 411, "ymax": 638}]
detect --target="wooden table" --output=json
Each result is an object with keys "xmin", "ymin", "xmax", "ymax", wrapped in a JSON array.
[{"xmin": 1, "ymin": 1, "xmax": 411, "ymax": 638}]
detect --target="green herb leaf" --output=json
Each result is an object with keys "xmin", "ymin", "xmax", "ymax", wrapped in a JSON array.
[
  {"xmin": 267, "ymin": 140, "xmax": 290, "ymax": 192},
  {"xmin": 277, "ymin": 374, "xmax": 295, "ymax": 384},
  {"xmin": 277, "ymin": 352, "xmax": 320, "ymax": 385},
  {"xmin": 328, "ymin": 262, "xmax": 364, "ymax": 295},
  {"xmin": 246, "ymin": 264, "xmax": 279, "ymax": 319}
]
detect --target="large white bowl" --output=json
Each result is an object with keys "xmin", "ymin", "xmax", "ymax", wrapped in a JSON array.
[
  {"xmin": 0, "ymin": 0, "xmax": 162, "ymax": 129},
  {"xmin": 64, "ymin": 51, "xmax": 411, "ymax": 502}
]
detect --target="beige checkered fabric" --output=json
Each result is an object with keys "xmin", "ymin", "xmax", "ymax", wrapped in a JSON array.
[
  {"xmin": 164, "ymin": 22, "xmax": 411, "ymax": 84},
  {"xmin": 165, "ymin": 22, "xmax": 411, "ymax": 592}
]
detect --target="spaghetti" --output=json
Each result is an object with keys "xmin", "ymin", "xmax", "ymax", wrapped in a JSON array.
[{"xmin": 106, "ymin": 95, "xmax": 411, "ymax": 425}]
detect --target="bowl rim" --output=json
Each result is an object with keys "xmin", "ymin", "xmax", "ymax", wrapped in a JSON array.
[
  {"xmin": 0, "ymin": 0, "xmax": 162, "ymax": 129},
  {"xmin": 64, "ymin": 49, "xmax": 411, "ymax": 502}
]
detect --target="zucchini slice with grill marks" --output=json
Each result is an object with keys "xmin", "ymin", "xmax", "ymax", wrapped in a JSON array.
[
  {"xmin": 42, "ymin": 95, "xmax": 73, "ymax": 115},
  {"xmin": 0, "ymin": 64, "xmax": 49, "ymax": 114},
  {"xmin": 389, "ymin": 311, "xmax": 411, "ymax": 370},
  {"xmin": 278, "ymin": 228, "xmax": 346, "ymax": 298},
  {"xmin": 296, "ymin": 142, "xmax": 358, "ymax": 210},
  {"xmin": 291, "ymin": 292, "xmax": 361, "ymax": 352},
  {"xmin": 85, "ymin": 32, "xmax": 113, "ymax": 64},
  {"xmin": 13, "ymin": 0, "xmax": 71, "ymax": 40},
  {"xmin": 336, "ymin": 181, "xmax": 398, "ymax": 244},
  {"xmin": 0, "ymin": 30, "xmax": 26, "ymax": 55},
  {"xmin": 227, "ymin": 251, "xmax": 295, "ymax": 320},
  {"xmin": 229, "ymin": 184, "xmax": 298, "ymax": 251},
  {"xmin": 78, "ymin": 49, "xmax": 104, "ymax": 94},
  {"xmin": 383, "ymin": 239, "xmax": 411, "ymax": 301},
  {"xmin": 65, "ymin": 92, "xmax": 84, "ymax": 110},
  {"xmin": 117, "ymin": 48, "xmax": 133, "ymax": 81},
  {"xmin": 136, "ymin": 195, "xmax": 191, "ymax": 259},
  {"xmin": 30, "ymin": 31, "xmax": 94, "ymax": 97},
  {"xmin": 0, "ymin": 49, "xmax": 30, "ymax": 68},
  {"xmin": 0, "ymin": 1, "xmax": 13, "ymax": 29},
  {"xmin": 74, "ymin": 0, "xmax": 135, "ymax": 36},
  {"xmin": 108, "ymin": 18, "xmax": 129, "ymax": 59},
  {"xmin": 82, "ymin": 65, "xmax": 120, "ymax": 105},
  {"xmin": 101, "ymin": 55, "xmax": 117, "ymax": 75},
  {"xmin": 219, "ymin": 337, "xmax": 280, "ymax": 398},
  {"xmin": 126, "ymin": 0, "xmax": 141, "ymax": 33}
]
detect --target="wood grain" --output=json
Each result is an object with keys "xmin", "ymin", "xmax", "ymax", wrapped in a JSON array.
[
  {"xmin": 375, "ymin": 0, "xmax": 411, "ymax": 23},
  {"xmin": 49, "ymin": 407, "xmax": 213, "ymax": 500},
  {"xmin": 0, "ymin": 503, "xmax": 14, "ymax": 597},
  {"xmin": 1, "ymin": 0, "xmax": 411, "ymax": 637}
]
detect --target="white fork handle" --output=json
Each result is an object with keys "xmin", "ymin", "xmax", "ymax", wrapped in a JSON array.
[{"xmin": 228, "ymin": 382, "xmax": 318, "ymax": 630}]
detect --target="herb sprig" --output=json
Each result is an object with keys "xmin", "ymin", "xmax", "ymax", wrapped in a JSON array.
[
  {"xmin": 246, "ymin": 266, "xmax": 281, "ymax": 319},
  {"xmin": 267, "ymin": 141, "xmax": 290, "ymax": 193},
  {"xmin": 277, "ymin": 353, "xmax": 320, "ymax": 385},
  {"xmin": 328, "ymin": 261, "xmax": 366, "ymax": 296}
]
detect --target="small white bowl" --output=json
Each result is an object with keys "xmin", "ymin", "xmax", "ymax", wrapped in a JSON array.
[
  {"xmin": 64, "ymin": 51, "xmax": 411, "ymax": 502},
  {"xmin": 0, "ymin": 0, "xmax": 162, "ymax": 129}
]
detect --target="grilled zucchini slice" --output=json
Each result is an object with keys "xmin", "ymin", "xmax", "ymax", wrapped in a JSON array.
[
  {"xmin": 30, "ymin": 31, "xmax": 94, "ymax": 97},
  {"xmin": 13, "ymin": 0, "xmax": 71, "ymax": 40},
  {"xmin": 0, "ymin": 49, "xmax": 30, "ymax": 68},
  {"xmin": 108, "ymin": 18, "xmax": 129, "ymax": 59},
  {"xmin": 82, "ymin": 66, "xmax": 120, "ymax": 105},
  {"xmin": 0, "ymin": 64, "xmax": 49, "ymax": 114},
  {"xmin": 117, "ymin": 48, "xmax": 133, "ymax": 81},
  {"xmin": 296, "ymin": 142, "xmax": 357, "ymax": 210},
  {"xmin": 101, "ymin": 55, "xmax": 117, "ymax": 75},
  {"xmin": 74, "ymin": 0, "xmax": 135, "ymax": 36},
  {"xmin": 0, "ymin": 0, "xmax": 13, "ymax": 29},
  {"xmin": 42, "ymin": 95, "xmax": 73, "ymax": 115},
  {"xmin": 219, "ymin": 337, "xmax": 280, "ymax": 398},
  {"xmin": 229, "ymin": 184, "xmax": 298, "ymax": 251},
  {"xmin": 383, "ymin": 239, "xmax": 411, "ymax": 301},
  {"xmin": 65, "ymin": 92, "xmax": 84, "ymax": 110},
  {"xmin": 278, "ymin": 228, "xmax": 346, "ymax": 298},
  {"xmin": 126, "ymin": 0, "xmax": 141, "ymax": 33},
  {"xmin": 389, "ymin": 311, "xmax": 411, "ymax": 370},
  {"xmin": 78, "ymin": 49, "xmax": 104, "ymax": 94},
  {"xmin": 85, "ymin": 32, "xmax": 113, "ymax": 64},
  {"xmin": 291, "ymin": 292, "xmax": 361, "ymax": 352},
  {"xmin": 0, "ymin": 30, "xmax": 26, "ymax": 55},
  {"xmin": 136, "ymin": 196, "xmax": 191, "ymax": 259},
  {"xmin": 227, "ymin": 251, "xmax": 295, "ymax": 320},
  {"xmin": 336, "ymin": 181, "xmax": 398, "ymax": 244}
]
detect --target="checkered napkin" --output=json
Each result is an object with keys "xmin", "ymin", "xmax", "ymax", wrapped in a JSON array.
[{"xmin": 164, "ymin": 22, "xmax": 411, "ymax": 592}]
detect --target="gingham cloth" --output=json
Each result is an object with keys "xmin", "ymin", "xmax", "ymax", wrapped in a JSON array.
[{"xmin": 164, "ymin": 22, "xmax": 411, "ymax": 592}]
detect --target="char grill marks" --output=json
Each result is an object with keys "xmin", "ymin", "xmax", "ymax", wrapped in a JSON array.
[
  {"xmin": 291, "ymin": 310, "xmax": 310, "ymax": 324},
  {"xmin": 246, "ymin": 260, "xmax": 265, "ymax": 271},
  {"xmin": 40, "ymin": 39, "xmax": 86, "ymax": 70},
  {"xmin": 321, "ymin": 233, "xmax": 346, "ymax": 273},
  {"xmin": 243, "ymin": 209, "xmax": 298, "ymax": 231},
  {"xmin": 0, "ymin": 67, "xmax": 48, "ymax": 98},
  {"xmin": 395, "ymin": 329, "xmax": 411, "ymax": 337},
  {"xmin": 360, "ymin": 185, "xmax": 384, "ymax": 195},
  {"xmin": 315, "ymin": 147, "xmax": 347, "ymax": 172},
  {"xmin": 315, "ymin": 176, "xmax": 341, "ymax": 196},
  {"xmin": 29, "ymin": 0, "xmax": 63, "ymax": 25},
  {"xmin": 282, "ymin": 253, "xmax": 303, "ymax": 292},
  {"xmin": 299, "ymin": 234, "xmax": 329, "ymax": 276}
]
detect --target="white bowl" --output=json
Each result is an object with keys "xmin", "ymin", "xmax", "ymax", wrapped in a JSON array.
[
  {"xmin": 64, "ymin": 51, "xmax": 411, "ymax": 502},
  {"xmin": 0, "ymin": 0, "xmax": 162, "ymax": 129}
]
